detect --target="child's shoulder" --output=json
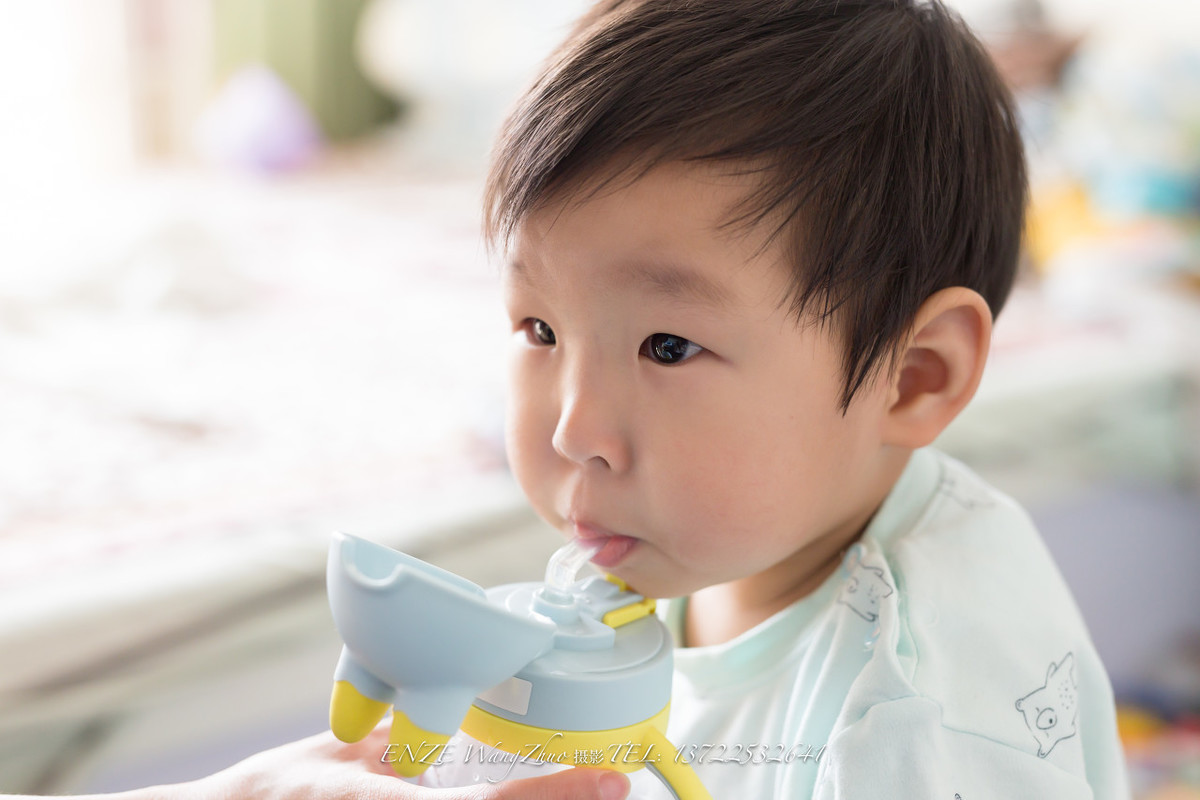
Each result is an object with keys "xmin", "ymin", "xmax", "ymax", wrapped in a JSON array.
[
  {"xmin": 820, "ymin": 450, "xmax": 1127, "ymax": 793},
  {"xmin": 875, "ymin": 449, "xmax": 1087, "ymax": 657},
  {"xmin": 857, "ymin": 449, "xmax": 1107, "ymax": 767},
  {"xmin": 878, "ymin": 449, "xmax": 1056, "ymax": 580}
]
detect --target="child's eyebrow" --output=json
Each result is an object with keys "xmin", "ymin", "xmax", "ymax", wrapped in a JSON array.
[
  {"xmin": 505, "ymin": 258, "xmax": 734, "ymax": 310},
  {"xmin": 618, "ymin": 260, "xmax": 734, "ymax": 310}
]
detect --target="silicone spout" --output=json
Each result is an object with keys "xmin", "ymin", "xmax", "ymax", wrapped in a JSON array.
[
  {"xmin": 543, "ymin": 538, "xmax": 601, "ymax": 600},
  {"xmin": 533, "ymin": 538, "xmax": 601, "ymax": 624}
]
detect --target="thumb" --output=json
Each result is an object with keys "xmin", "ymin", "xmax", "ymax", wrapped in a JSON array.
[{"xmin": 483, "ymin": 768, "xmax": 630, "ymax": 800}]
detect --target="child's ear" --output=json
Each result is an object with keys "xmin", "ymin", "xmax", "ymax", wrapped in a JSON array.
[{"xmin": 881, "ymin": 287, "xmax": 992, "ymax": 448}]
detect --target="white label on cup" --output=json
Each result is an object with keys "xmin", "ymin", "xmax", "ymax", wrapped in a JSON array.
[{"xmin": 478, "ymin": 676, "xmax": 533, "ymax": 715}]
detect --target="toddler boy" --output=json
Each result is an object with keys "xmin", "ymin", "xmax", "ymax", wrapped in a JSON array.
[{"xmin": 485, "ymin": 0, "xmax": 1130, "ymax": 797}]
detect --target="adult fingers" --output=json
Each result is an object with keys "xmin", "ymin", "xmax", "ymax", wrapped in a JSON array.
[
  {"xmin": 472, "ymin": 768, "xmax": 630, "ymax": 800},
  {"xmin": 351, "ymin": 767, "xmax": 629, "ymax": 800}
]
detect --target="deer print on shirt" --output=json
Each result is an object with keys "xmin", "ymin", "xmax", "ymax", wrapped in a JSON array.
[
  {"xmin": 1015, "ymin": 652, "xmax": 1078, "ymax": 758},
  {"xmin": 837, "ymin": 556, "xmax": 894, "ymax": 623}
]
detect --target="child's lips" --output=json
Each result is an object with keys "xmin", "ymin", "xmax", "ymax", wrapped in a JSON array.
[{"xmin": 571, "ymin": 521, "xmax": 639, "ymax": 568}]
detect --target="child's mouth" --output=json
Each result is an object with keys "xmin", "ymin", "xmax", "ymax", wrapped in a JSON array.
[{"xmin": 571, "ymin": 522, "xmax": 639, "ymax": 568}]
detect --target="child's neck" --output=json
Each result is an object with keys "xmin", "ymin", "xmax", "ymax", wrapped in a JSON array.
[
  {"xmin": 683, "ymin": 482, "xmax": 904, "ymax": 647},
  {"xmin": 683, "ymin": 450, "xmax": 911, "ymax": 647},
  {"xmin": 683, "ymin": 531, "xmax": 854, "ymax": 648}
]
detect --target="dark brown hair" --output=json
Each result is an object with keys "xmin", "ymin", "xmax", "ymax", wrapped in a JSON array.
[{"xmin": 485, "ymin": 0, "xmax": 1027, "ymax": 409}]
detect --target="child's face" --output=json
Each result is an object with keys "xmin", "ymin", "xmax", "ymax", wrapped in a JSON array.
[{"xmin": 502, "ymin": 163, "xmax": 895, "ymax": 600}]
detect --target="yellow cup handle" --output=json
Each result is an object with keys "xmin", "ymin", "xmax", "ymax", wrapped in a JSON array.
[{"xmin": 640, "ymin": 726, "xmax": 713, "ymax": 800}]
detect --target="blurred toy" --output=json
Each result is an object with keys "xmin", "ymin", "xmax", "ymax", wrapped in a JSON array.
[{"xmin": 193, "ymin": 65, "xmax": 323, "ymax": 173}]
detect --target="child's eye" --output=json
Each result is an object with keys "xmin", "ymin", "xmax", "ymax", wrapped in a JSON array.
[
  {"xmin": 523, "ymin": 318, "xmax": 556, "ymax": 346},
  {"xmin": 641, "ymin": 333, "xmax": 703, "ymax": 365}
]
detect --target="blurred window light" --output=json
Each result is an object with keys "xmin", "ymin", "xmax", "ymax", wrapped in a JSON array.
[{"xmin": 0, "ymin": 0, "xmax": 136, "ymax": 185}]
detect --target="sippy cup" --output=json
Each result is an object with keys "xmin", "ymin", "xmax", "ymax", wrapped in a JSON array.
[{"xmin": 326, "ymin": 531, "xmax": 712, "ymax": 800}]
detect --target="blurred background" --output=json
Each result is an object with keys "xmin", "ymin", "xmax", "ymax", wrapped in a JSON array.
[{"xmin": 0, "ymin": 0, "xmax": 1197, "ymax": 796}]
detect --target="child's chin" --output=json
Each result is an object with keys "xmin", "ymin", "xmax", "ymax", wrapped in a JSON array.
[{"xmin": 607, "ymin": 569, "xmax": 689, "ymax": 603}]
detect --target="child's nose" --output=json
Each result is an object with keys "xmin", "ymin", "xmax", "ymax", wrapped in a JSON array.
[{"xmin": 550, "ymin": 365, "xmax": 632, "ymax": 473}]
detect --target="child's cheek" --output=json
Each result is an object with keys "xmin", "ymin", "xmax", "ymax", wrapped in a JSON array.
[{"xmin": 505, "ymin": 359, "xmax": 558, "ymax": 477}]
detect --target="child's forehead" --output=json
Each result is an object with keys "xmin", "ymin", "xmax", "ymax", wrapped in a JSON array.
[
  {"xmin": 508, "ymin": 160, "xmax": 787, "ymax": 267},
  {"xmin": 501, "ymin": 169, "xmax": 807, "ymax": 323},
  {"xmin": 530, "ymin": 158, "xmax": 772, "ymax": 237}
]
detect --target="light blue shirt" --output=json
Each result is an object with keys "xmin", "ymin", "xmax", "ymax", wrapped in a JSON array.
[{"xmin": 652, "ymin": 448, "xmax": 1130, "ymax": 799}]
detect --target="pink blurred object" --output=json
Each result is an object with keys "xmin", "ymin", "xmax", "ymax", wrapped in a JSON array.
[{"xmin": 194, "ymin": 65, "xmax": 324, "ymax": 173}]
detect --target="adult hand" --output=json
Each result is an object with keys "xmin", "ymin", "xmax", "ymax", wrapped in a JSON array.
[{"xmin": 195, "ymin": 724, "xmax": 631, "ymax": 800}]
